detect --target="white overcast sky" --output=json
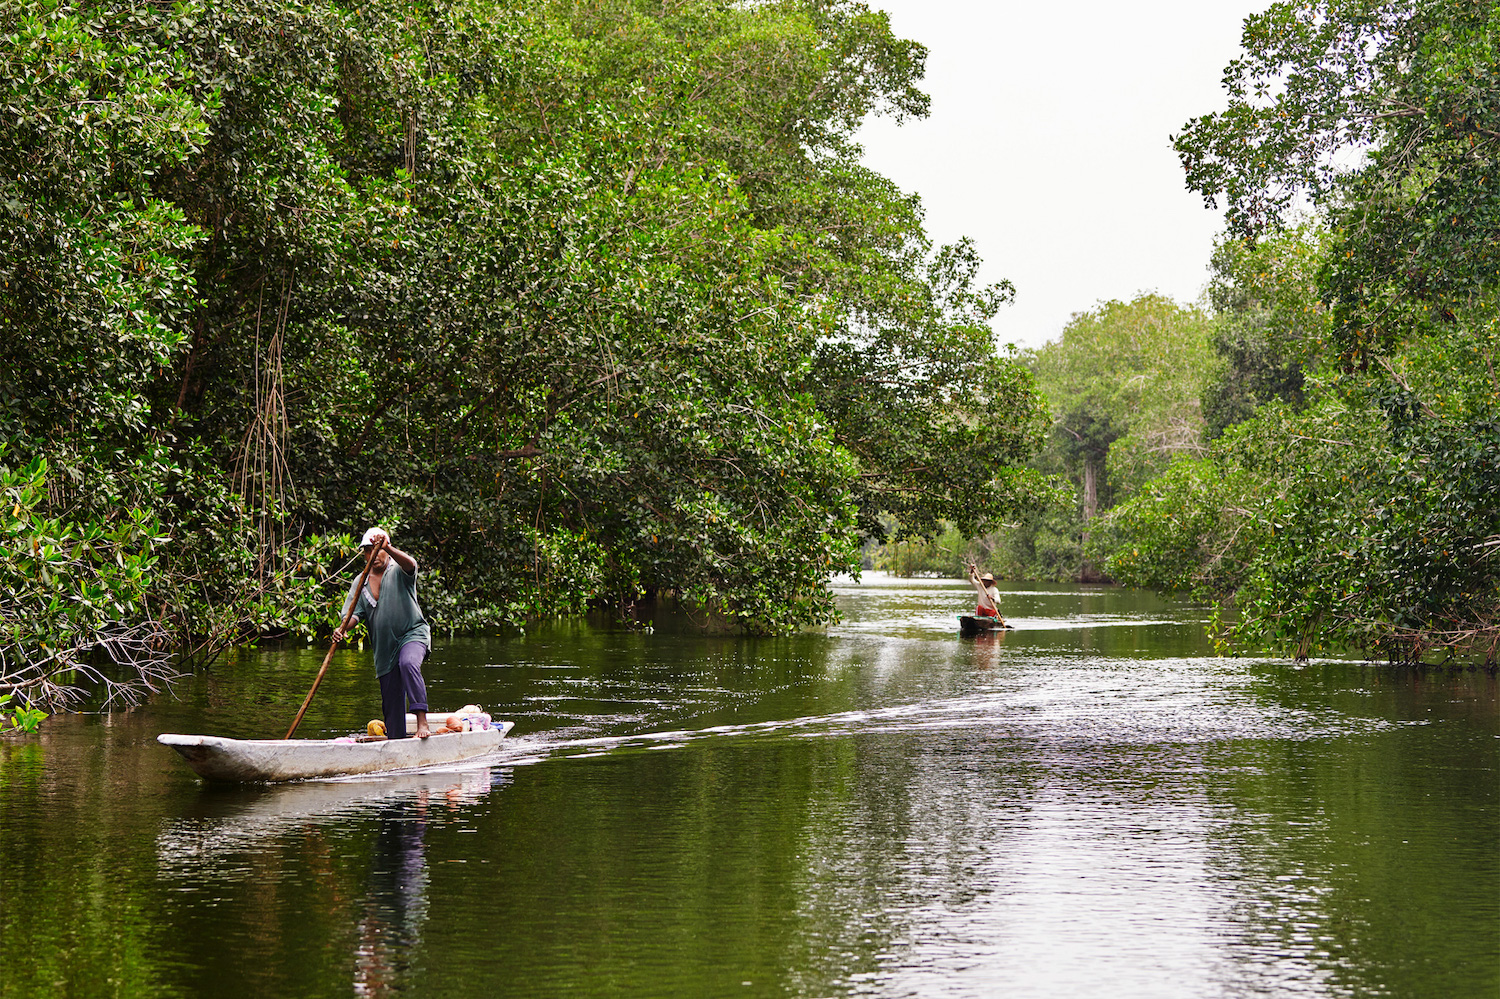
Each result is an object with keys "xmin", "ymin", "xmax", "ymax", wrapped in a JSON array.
[{"xmin": 856, "ymin": 0, "xmax": 1270, "ymax": 349}]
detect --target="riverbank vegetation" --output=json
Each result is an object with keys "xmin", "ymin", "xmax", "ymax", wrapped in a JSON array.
[
  {"xmin": 6, "ymin": 0, "xmax": 1496, "ymax": 712},
  {"xmin": 1109, "ymin": 0, "xmax": 1500, "ymax": 665},
  {"xmin": 998, "ymin": 0, "xmax": 1500, "ymax": 665},
  {"xmin": 880, "ymin": 0, "xmax": 1500, "ymax": 666},
  {"xmin": 1, "ymin": 0, "xmax": 1051, "ymax": 707}
]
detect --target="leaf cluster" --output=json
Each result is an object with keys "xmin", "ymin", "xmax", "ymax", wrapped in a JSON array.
[{"xmin": 1174, "ymin": 0, "xmax": 1500, "ymax": 363}]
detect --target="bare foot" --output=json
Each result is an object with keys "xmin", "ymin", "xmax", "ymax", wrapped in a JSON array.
[{"xmin": 416, "ymin": 725, "xmax": 431, "ymax": 739}]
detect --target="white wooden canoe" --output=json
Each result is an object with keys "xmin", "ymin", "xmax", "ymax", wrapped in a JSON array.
[{"xmin": 158, "ymin": 720, "xmax": 514, "ymax": 783}]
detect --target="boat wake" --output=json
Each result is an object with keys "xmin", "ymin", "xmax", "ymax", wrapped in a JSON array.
[{"xmin": 492, "ymin": 682, "xmax": 1393, "ymax": 767}]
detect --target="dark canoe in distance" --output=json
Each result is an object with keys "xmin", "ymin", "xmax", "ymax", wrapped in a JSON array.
[{"xmin": 958, "ymin": 615, "xmax": 1012, "ymax": 635}]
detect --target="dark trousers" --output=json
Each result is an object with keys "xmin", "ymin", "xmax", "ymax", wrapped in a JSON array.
[{"xmin": 378, "ymin": 641, "xmax": 429, "ymax": 738}]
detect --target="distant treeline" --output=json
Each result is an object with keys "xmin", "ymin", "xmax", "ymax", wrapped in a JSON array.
[{"xmin": 1, "ymin": 0, "xmax": 1052, "ymax": 709}]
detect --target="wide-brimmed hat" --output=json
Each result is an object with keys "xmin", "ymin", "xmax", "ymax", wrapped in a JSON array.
[{"xmin": 979, "ymin": 573, "xmax": 995, "ymax": 584}]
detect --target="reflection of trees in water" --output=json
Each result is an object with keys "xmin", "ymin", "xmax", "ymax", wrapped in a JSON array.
[
  {"xmin": 354, "ymin": 800, "xmax": 430, "ymax": 998},
  {"xmin": 148, "ymin": 768, "xmax": 495, "ymax": 995}
]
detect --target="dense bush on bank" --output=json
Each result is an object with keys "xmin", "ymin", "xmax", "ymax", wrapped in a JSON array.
[
  {"xmin": 1099, "ymin": 0, "xmax": 1500, "ymax": 664},
  {"xmin": 0, "ymin": 0, "xmax": 1048, "ymax": 706}
]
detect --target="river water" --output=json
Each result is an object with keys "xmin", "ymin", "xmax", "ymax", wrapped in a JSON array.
[{"xmin": 1, "ymin": 576, "xmax": 1496, "ymax": 998}]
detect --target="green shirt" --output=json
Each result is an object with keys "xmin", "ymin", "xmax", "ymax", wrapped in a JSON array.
[{"xmin": 345, "ymin": 563, "xmax": 432, "ymax": 677}]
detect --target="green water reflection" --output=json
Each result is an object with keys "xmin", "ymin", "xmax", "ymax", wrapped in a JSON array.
[{"xmin": 0, "ymin": 577, "xmax": 1495, "ymax": 998}]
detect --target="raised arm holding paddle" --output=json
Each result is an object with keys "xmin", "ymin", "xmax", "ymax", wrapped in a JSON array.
[{"xmin": 966, "ymin": 562, "xmax": 1005, "ymax": 625}]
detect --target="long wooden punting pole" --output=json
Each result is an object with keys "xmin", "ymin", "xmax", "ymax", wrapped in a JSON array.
[{"xmin": 284, "ymin": 541, "xmax": 383, "ymax": 740}]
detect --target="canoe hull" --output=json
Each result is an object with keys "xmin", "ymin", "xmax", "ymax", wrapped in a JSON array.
[
  {"xmin": 958, "ymin": 615, "xmax": 1011, "ymax": 635},
  {"xmin": 158, "ymin": 722, "xmax": 514, "ymax": 783}
]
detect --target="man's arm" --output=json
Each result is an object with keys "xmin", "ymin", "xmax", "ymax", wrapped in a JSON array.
[
  {"xmin": 384, "ymin": 545, "xmax": 418, "ymax": 575},
  {"xmin": 332, "ymin": 576, "xmax": 367, "ymax": 644},
  {"xmin": 966, "ymin": 566, "xmax": 997, "ymax": 611}
]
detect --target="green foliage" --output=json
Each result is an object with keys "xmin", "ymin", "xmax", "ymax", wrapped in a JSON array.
[
  {"xmin": 0, "ymin": 691, "xmax": 46, "ymax": 734},
  {"xmin": 985, "ymin": 504, "xmax": 1084, "ymax": 583},
  {"xmin": 1032, "ymin": 295, "xmax": 1216, "ymax": 504},
  {"xmin": 0, "ymin": 449, "xmax": 178, "ymax": 708},
  {"xmin": 993, "ymin": 295, "xmax": 1215, "ymax": 581},
  {"xmin": 0, "ymin": 0, "xmax": 211, "ymax": 440},
  {"xmin": 1108, "ymin": 0, "xmax": 1500, "ymax": 663},
  {"xmin": 1201, "ymin": 226, "xmax": 1330, "ymax": 437},
  {"xmin": 870, "ymin": 520, "xmax": 976, "ymax": 577},
  {"xmin": 1102, "ymin": 311, "xmax": 1500, "ymax": 663},
  {"xmin": 2, "ymin": 0, "xmax": 1047, "ymax": 689},
  {"xmin": 1232, "ymin": 318, "xmax": 1500, "ymax": 661},
  {"xmin": 1091, "ymin": 455, "xmax": 1267, "ymax": 602},
  {"xmin": 1174, "ymin": 0, "xmax": 1500, "ymax": 364}
]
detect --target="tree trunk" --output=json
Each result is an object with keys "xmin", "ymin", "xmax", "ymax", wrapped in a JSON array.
[
  {"xmin": 1082, "ymin": 458, "xmax": 1099, "ymax": 523},
  {"xmin": 1080, "ymin": 457, "xmax": 1101, "ymax": 583}
]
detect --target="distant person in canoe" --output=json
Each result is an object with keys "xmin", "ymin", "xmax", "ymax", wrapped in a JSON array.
[
  {"xmin": 333, "ymin": 527, "xmax": 433, "ymax": 739},
  {"xmin": 967, "ymin": 563, "xmax": 1005, "ymax": 626}
]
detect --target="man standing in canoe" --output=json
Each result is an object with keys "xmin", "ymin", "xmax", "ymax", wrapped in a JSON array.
[
  {"xmin": 333, "ymin": 527, "xmax": 433, "ymax": 739},
  {"xmin": 967, "ymin": 563, "xmax": 1005, "ymax": 625}
]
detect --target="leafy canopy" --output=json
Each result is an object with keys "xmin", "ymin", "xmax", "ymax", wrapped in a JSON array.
[
  {"xmin": 0, "ymin": 0, "xmax": 1047, "ymax": 693},
  {"xmin": 1174, "ymin": 0, "xmax": 1500, "ymax": 361}
]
